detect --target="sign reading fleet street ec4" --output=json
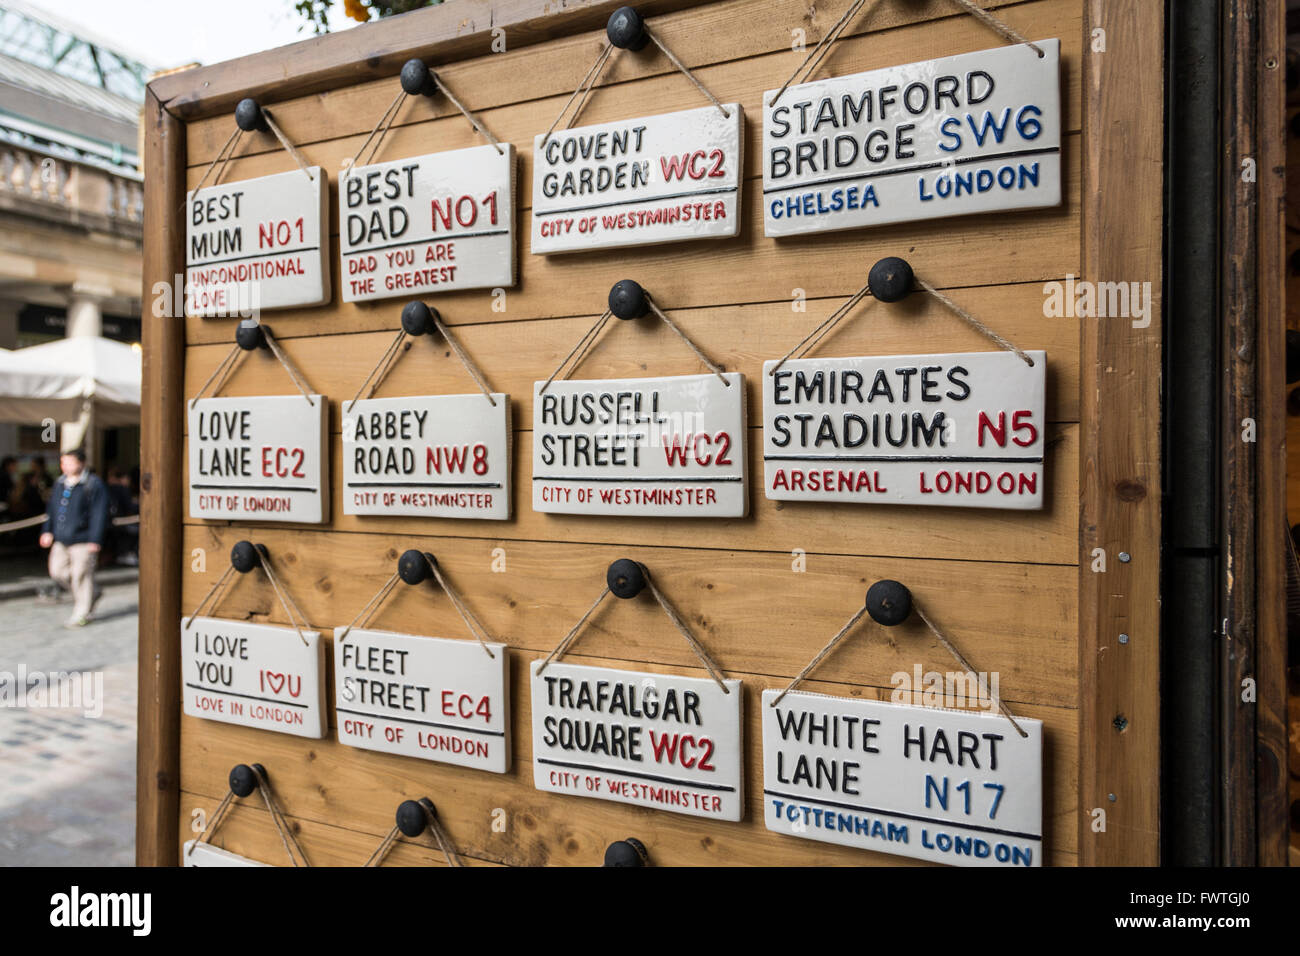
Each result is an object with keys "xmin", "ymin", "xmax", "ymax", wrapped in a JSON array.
[
  {"xmin": 340, "ymin": 143, "xmax": 516, "ymax": 302},
  {"xmin": 182, "ymin": 617, "xmax": 327, "ymax": 739},
  {"xmin": 342, "ymin": 394, "xmax": 511, "ymax": 520},
  {"xmin": 334, "ymin": 628, "xmax": 510, "ymax": 773},
  {"xmin": 532, "ymin": 104, "xmax": 743, "ymax": 254},
  {"xmin": 762, "ymin": 350, "xmax": 1046, "ymax": 510},
  {"xmin": 532, "ymin": 372, "xmax": 747, "ymax": 517},
  {"xmin": 188, "ymin": 395, "xmax": 329, "ymax": 523},
  {"xmin": 531, "ymin": 660, "xmax": 744, "ymax": 821},
  {"xmin": 187, "ymin": 168, "xmax": 330, "ymax": 316},
  {"xmin": 762, "ymin": 691, "xmax": 1043, "ymax": 867},
  {"xmin": 762, "ymin": 41, "xmax": 1060, "ymax": 237}
]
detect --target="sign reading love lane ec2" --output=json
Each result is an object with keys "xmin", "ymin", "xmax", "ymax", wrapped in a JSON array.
[
  {"xmin": 340, "ymin": 144, "xmax": 516, "ymax": 302},
  {"xmin": 761, "ymin": 350, "xmax": 1046, "ymax": 510},
  {"xmin": 532, "ymin": 372, "xmax": 747, "ymax": 517},
  {"xmin": 181, "ymin": 617, "xmax": 327, "ymax": 739},
  {"xmin": 762, "ymin": 691, "xmax": 1043, "ymax": 867},
  {"xmin": 334, "ymin": 628, "xmax": 510, "ymax": 773},
  {"xmin": 188, "ymin": 395, "xmax": 329, "ymax": 523},
  {"xmin": 762, "ymin": 41, "xmax": 1060, "ymax": 237},
  {"xmin": 342, "ymin": 394, "xmax": 511, "ymax": 520},
  {"xmin": 532, "ymin": 104, "xmax": 744, "ymax": 254},
  {"xmin": 187, "ymin": 167, "xmax": 330, "ymax": 316},
  {"xmin": 530, "ymin": 661, "xmax": 744, "ymax": 821}
]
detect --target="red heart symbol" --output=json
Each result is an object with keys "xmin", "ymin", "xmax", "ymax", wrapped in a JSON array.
[{"xmin": 265, "ymin": 671, "xmax": 285, "ymax": 694}]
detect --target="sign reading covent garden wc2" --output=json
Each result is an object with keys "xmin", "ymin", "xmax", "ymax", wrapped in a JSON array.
[{"xmin": 762, "ymin": 41, "xmax": 1060, "ymax": 236}]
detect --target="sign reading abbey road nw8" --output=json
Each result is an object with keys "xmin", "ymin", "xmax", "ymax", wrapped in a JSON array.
[
  {"xmin": 182, "ymin": 617, "xmax": 327, "ymax": 739},
  {"xmin": 342, "ymin": 394, "xmax": 511, "ymax": 520},
  {"xmin": 531, "ymin": 660, "xmax": 744, "ymax": 821},
  {"xmin": 532, "ymin": 372, "xmax": 747, "ymax": 517},
  {"xmin": 340, "ymin": 144, "xmax": 516, "ymax": 302},
  {"xmin": 187, "ymin": 168, "xmax": 330, "ymax": 316},
  {"xmin": 188, "ymin": 395, "xmax": 329, "ymax": 522},
  {"xmin": 762, "ymin": 350, "xmax": 1045, "ymax": 509},
  {"xmin": 762, "ymin": 691, "xmax": 1042, "ymax": 866},
  {"xmin": 334, "ymin": 628, "xmax": 510, "ymax": 773},
  {"xmin": 532, "ymin": 104, "xmax": 744, "ymax": 254},
  {"xmin": 762, "ymin": 41, "xmax": 1060, "ymax": 237}
]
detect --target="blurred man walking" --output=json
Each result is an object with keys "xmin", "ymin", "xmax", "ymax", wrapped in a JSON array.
[{"xmin": 39, "ymin": 449, "xmax": 109, "ymax": 628}]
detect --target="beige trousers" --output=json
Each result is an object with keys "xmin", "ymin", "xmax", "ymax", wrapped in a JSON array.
[{"xmin": 49, "ymin": 541, "xmax": 97, "ymax": 619}]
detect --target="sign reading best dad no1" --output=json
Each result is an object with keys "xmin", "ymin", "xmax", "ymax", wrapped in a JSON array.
[
  {"xmin": 762, "ymin": 691, "xmax": 1043, "ymax": 867},
  {"xmin": 532, "ymin": 104, "xmax": 743, "ymax": 253},
  {"xmin": 187, "ymin": 168, "xmax": 330, "ymax": 316},
  {"xmin": 762, "ymin": 350, "xmax": 1046, "ymax": 509},
  {"xmin": 762, "ymin": 41, "xmax": 1061, "ymax": 237},
  {"xmin": 531, "ymin": 660, "xmax": 744, "ymax": 820}
]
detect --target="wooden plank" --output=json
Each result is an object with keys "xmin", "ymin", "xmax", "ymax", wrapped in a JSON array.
[
  {"xmin": 1078, "ymin": 0, "xmax": 1163, "ymax": 865},
  {"xmin": 137, "ymin": 87, "xmax": 187, "ymax": 867}
]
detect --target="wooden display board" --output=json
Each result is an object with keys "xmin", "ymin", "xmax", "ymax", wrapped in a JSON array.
[{"xmin": 138, "ymin": 0, "xmax": 1167, "ymax": 867}]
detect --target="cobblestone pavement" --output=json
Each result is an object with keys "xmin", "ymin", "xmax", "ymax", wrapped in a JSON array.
[{"xmin": 0, "ymin": 580, "xmax": 138, "ymax": 866}]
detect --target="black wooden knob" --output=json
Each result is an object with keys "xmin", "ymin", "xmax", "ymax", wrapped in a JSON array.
[
  {"xmin": 609, "ymin": 279, "xmax": 649, "ymax": 319},
  {"xmin": 401, "ymin": 300, "xmax": 437, "ymax": 336},
  {"xmin": 606, "ymin": 6, "xmax": 650, "ymax": 50},
  {"xmin": 234, "ymin": 98, "xmax": 267, "ymax": 132},
  {"xmin": 398, "ymin": 549, "xmax": 436, "ymax": 585},
  {"xmin": 868, "ymin": 257, "xmax": 914, "ymax": 303},
  {"xmin": 395, "ymin": 799, "xmax": 429, "ymax": 837},
  {"xmin": 866, "ymin": 579, "xmax": 913, "ymax": 626},
  {"xmin": 229, "ymin": 763, "xmax": 260, "ymax": 797},
  {"xmin": 230, "ymin": 540, "xmax": 267, "ymax": 574},
  {"xmin": 603, "ymin": 837, "xmax": 648, "ymax": 866},
  {"xmin": 235, "ymin": 320, "xmax": 265, "ymax": 351},
  {"xmin": 607, "ymin": 559, "xmax": 646, "ymax": 599},
  {"xmin": 400, "ymin": 59, "xmax": 437, "ymax": 97}
]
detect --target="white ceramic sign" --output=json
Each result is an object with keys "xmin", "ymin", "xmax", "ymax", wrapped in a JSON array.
[
  {"xmin": 183, "ymin": 841, "xmax": 269, "ymax": 867},
  {"xmin": 762, "ymin": 690, "xmax": 1042, "ymax": 866},
  {"xmin": 762, "ymin": 350, "xmax": 1045, "ymax": 509},
  {"xmin": 181, "ymin": 617, "xmax": 327, "ymax": 739},
  {"xmin": 333, "ymin": 627, "xmax": 510, "ymax": 773},
  {"xmin": 532, "ymin": 372, "xmax": 747, "ymax": 517},
  {"xmin": 762, "ymin": 41, "xmax": 1061, "ymax": 237},
  {"xmin": 530, "ymin": 660, "xmax": 744, "ymax": 821},
  {"xmin": 186, "ymin": 167, "xmax": 330, "ymax": 316},
  {"xmin": 340, "ymin": 144, "xmax": 516, "ymax": 302},
  {"xmin": 532, "ymin": 104, "xmax": 744, "ymax": 254},
  {"xmin": 188, "ymin": 394, "xmax": 329, "ymax": 523},
  {"xmin": 342, "ymin": 393, "xmax": 511, "ymax": 520}
]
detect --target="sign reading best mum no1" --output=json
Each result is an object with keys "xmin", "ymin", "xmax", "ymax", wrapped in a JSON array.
[{"xmin": 762, "ymin": 41, "xmax": 1060, "ymax": 236}]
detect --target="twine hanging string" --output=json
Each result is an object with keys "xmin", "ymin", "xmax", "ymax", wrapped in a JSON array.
[
  {"xmin": 189, "ymin": 326, "xmax": 318, "ymax": 406},
  {"xmin": 250, "ymin": 764, "xmax": 311, "ymax": 866},
  {"xmin": 336, "ymin": 571, "xmax": 402, "ymax": 643},
  {"xmin": 260, "ymin": 326, "xmax": 318, "ymax": 404},
  {"xmin": 346, "ymin": 88, "xmax": 407, "ymax": 174},
  {"xmin": 644, "ymin": 295, "xmax": 728, "ymax": 386},
  {"xmin": 768, "ymin": 285, "xmax": 875, "ymax": 377},
  {"xmin": 539, "ymin": 310, "xmax": 613, "ymax": 394},
  {"xmin": 260, "ymin": 107, "xmax": 316, "ymax": 180},
  {"xmin": 182, "ymin": 564, "xmax": 237, "ymax": 630},
  {"xmin": 770, "ymin": 601, "xmax": 870, "ymax": 707},
  {"xmin": 256, "ymin": 548, "xmax": 311, "ymax": 646},
  {"xmin": 770, "ymin": 0, "xmax": 874, "ymax": 108},
  {"xmin": 189, "ymin": 342, "xmax": 243, "ymax": 404},
  {"xmin": 186, "ymin": 786, "xmax": 236, "ymax": 859},
  {"xmin": 642, "ymin": 23, "xmax": 730, "ymax": 118},
  {"xmin": 915, "ymin": 277, "xmax": 1034, "ymax": 366},
  {"xmin": 345, "ymin": 315, "xmax": 497, "ymax": 412},
  {"xmin": 364, "ymin": 807, "xmax": 462, "ymax": 867},
  {"xmin": 345, "ymin": 329, "xmax": 410, "ymax": 412},
  {"xmin": 538, "ymin": 585, "xmax": 611, "ymax": 671},
  {"xmin": 428, "ymin": 73, "xmax": 504, "ymax": 154},
  {"xmin": 189, "ymin": 126, "xmax": 243, "ymax": 200},
  {"xmin": 948, "ymin": 0, "xmax": 1043, "ymax": 57},
  {"xmin": 427, "ymin": 310, "xmax": 499, "ymax": 405}
]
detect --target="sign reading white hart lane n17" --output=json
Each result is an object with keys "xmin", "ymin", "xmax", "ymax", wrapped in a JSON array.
[
  {"xmin": 762, "ymin": 690, "xmax": 1043, "ymax": 866},
  {"xmin": 762, "ymin": 41, "xmax": 1060, "ymax": 237},
  {"xmin": 762, "ymin": 350, "xmax": 1045, "ymax": 509},
  {"xmin": 187, "ymin": 167, "xmax": 330, "ymax": 316},
  {"xmin": 340, "ymin": 143, "xmax": 516, "ymax": 302},
  {"xmin": 334, "ymin": 627, "xmax": 510, "ymax": 773},
  {"xmin": 182, "ymin": 617, "xmax": 327, "ymax": 739},
  {"xmin": 532, "ymin": 372, "xmax": 747, "ymax": 517},
  {"xmin": 342, "ymin": 393, "xmax": 511, "ymax": 520},
  {"xmin": 532, "ymin": 104, "xmax": 743, "ymax": 254},
  {"xmin": 188, "ymin": 394, "xmax": 329, "ymax": 522},
  {"xmin": 531, "ymin": 660, "xmax": 744, "ymax": 821}
]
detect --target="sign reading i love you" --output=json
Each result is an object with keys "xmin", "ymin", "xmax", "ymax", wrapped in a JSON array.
[
  {"xmin": 181, "ymin": 617, "xmax": 327, "ymax": 739},
  {"xmin": 187, "ymin": 168, "xmax": 330, "ymax": 316},
  {"xmin": 340, "ymin": 144, "xmax": 516, "ymax": 302},
  {"xmin": 762, "ymin": 691, "xmax": 1043, "ymax": 866},
  {"xmin": 762, "ymin": 350, "xmax": 1046, "ymax": 510},
  {"xmin": 762, "ymin": 41, "xmax": 1061, "ymax": 237},
  {"xmin": 188, "ymin": 395, "xmax": 329, "ymax": 523},
  {"xmin": 530, "ymin": 660, "xmax": 744, "ymax": 821},
  {"xmin": 342, "ymin": 393, "xmax": 511, "ymax": 520},
  {"xmin": 334, "ymin": 628, "xmax": 511, "ymax": 773},
  {"xmin": 532, "ymin": 372, "xmax": 747, "ymax": 517},
  {"xmin": 532, "ymin": 104, "xmax": 744, "ymax": 254}
]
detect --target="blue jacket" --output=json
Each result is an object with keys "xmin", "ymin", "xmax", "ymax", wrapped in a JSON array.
[{"xmin": 43, "ymin": 473, "xmax": 109, "ymax": 546}]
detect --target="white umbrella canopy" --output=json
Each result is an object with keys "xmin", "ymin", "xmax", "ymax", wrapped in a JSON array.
[{"xmin": 0, "ymin": 336, "xmax": 141, "ymax": 427}]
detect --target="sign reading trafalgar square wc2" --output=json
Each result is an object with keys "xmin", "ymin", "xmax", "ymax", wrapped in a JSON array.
[{"xmin": 762, "ymin": 41, "xmax": 1060, "ymax": 236}]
